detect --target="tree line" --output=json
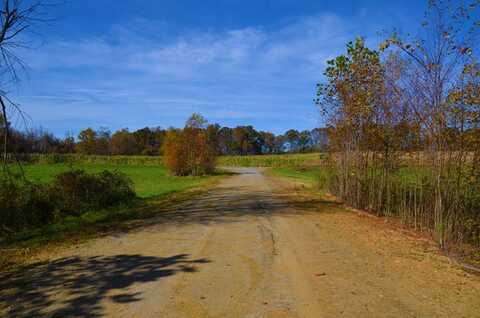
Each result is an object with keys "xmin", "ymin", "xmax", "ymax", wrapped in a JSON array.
[{"xmin": 2, "ymin": 121, "xmax": 330, "ymax": 156}]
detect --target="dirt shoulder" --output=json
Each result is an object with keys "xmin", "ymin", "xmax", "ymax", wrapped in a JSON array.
[
  {"xmin": 266, "ymin": 170, "xmax": 480, "ymax": 317},
  {"xmin": 1, "ymin": 168, "xmax": 479, "ymax": 317}
]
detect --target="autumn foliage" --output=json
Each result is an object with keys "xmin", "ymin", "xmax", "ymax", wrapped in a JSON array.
[
  {"xmin": 316, "ymin": 1, "xmax": 480, "ymax": 249},
  {"xmin": 163, "ymin": 115, "xmax": 217, "ymax": 176}
]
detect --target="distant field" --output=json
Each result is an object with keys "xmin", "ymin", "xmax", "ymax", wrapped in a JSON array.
[
  {"xmin": 14, "ymin": 153, "xmax": 325, "ymax": 168},
  {"xmin": 14, "ymin": 164, "xmax": 212, "ymax": 198},
  {"xmin": 218, "ymin": 153, "xmax": 323, "ymax": 167},
  {"xmin": 11, "ymin": 154, "xmax": 164, "ymax": 166}
]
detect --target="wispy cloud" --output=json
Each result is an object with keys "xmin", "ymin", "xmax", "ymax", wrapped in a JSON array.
[{"xmin": 15, "ymin": 12, "xmax": 375, "ymax": 135}]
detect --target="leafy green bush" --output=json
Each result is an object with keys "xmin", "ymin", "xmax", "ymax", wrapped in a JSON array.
[
  {"xmin": 49, "ymin": 169, "xmax": 136, "ymax": 216},
  {"xmin": 0, "ymin": 179, "xmax": 54, "ymax": 232},
  {"xmin": 0, "ymin": 169, "xmax": 136, "ymax": 234}
]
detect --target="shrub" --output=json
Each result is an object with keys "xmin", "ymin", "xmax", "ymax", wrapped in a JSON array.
[
  {"xmin": 0, "ymin": 179, "xmax": 54, "ymax": 232},
  {"xmin": 95, "ymin": 170, "xmax": 136, "ymax": 206},
  {"xmin": 0, "ymin": 169, "xmax": 136, "ymax": 234},
  {"xmin": 49, "ymin": 169, "xmax": 135, "ymax": 216}
]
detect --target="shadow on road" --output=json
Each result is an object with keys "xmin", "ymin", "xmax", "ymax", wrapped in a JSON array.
[
  {"xmin": 0, "ymin": 254, "xmax": 210, "ymax": 317},
  {"xmin": 137, "ymin": 185, "xmax": 342, "ymax": 228}
]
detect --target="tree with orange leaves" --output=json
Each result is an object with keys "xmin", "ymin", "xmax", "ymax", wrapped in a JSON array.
[{"xmin": 163, "ymin": 114, "xmax": 216, "ymax": 176}]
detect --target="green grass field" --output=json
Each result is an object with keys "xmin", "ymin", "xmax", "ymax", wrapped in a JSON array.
[{"xmin": 14, "ymin": 164, "xmax": 212, "ymax": 198}]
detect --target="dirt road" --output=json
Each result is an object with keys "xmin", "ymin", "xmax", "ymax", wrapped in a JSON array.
[{"xmin": 1, "ymin": 168, "xmax": 480, "ymax": 317}]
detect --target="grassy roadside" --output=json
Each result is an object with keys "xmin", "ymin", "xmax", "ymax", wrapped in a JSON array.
[
  {"xmin": 267, "ymin": 166, "xmax": 331, "ymax": 196},
  {"xmin": 269, "ymin": 167, "xmax": 321, "ymax": 184},
  {"xmin": 0, "ymin": 167, "xmax": 228, "ymax": 270}
]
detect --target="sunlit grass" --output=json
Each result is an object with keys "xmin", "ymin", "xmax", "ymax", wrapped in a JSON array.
[
  {"xmin": 12, "ymin": 163, "xmax": 211, "ymax": 198},
  {"xmin": 270, "ymin": 167, "xmax": 321, "ymax": 183}
]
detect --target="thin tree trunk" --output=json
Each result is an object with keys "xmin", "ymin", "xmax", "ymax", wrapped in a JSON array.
[{"xmin": 0, "ymin": 96, "xmax": 8, "ymax": 173}]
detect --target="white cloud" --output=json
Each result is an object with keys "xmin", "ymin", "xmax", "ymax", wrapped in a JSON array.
[
  {"xmin": 16, "ymin": 12, "xmax": 370, "ymax": 134},
  {"xmin": 27, "ymin": 13, "xmax": 349, "ymax": 77}
]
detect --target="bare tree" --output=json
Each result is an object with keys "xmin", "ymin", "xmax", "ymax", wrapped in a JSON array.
[
  {"xmin": 380, "ymin": 0, "xmax": 479, "ymax": 246},
  {"xmin": 0, "ymin": 0, "xmax": 51, "ymax": 172}
]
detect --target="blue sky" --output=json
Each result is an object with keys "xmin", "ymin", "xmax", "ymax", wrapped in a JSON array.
[{"xmin": 12, "ymin": 0, "xmax": 426, "ymax": 136}]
